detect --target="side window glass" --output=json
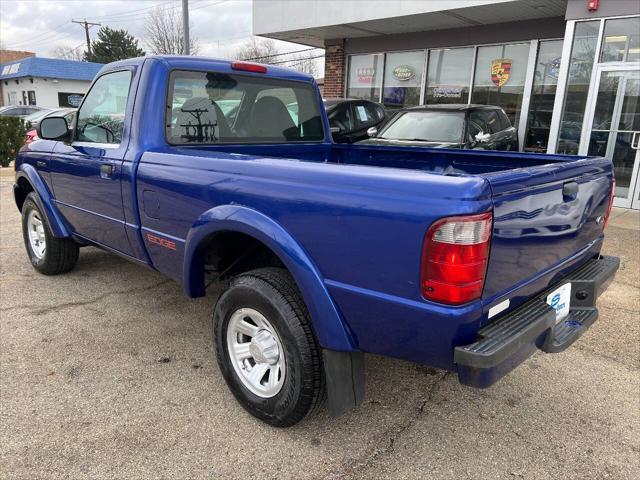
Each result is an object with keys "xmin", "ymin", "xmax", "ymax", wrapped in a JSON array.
[
  {"xmin": 76, "ymin": 70, "xmax": 132, "ymax": 144},
  {"xmin": 364, "ymin": 103, "xmax": 382, "ymax": 125},
  {"xmin": 328, "ymin": 105, "xmax": 354, "ymax": 131},
  {"xmin": 468, "ymin": 120, "xmax": 482, "ymax": 142},
  {"xmin": 498, "ymin": 109, "xmax": 512, "ymax": 130},
  {"xmin": 484, "ymin": 111, "xmax": 501, "ymax": 134},
  {"xmin": 469, "ymin": 112, "xmax": 488, "ymax": 134}
]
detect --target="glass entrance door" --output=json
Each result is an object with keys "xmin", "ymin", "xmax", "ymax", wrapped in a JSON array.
[{"xmin": 581, "ymin": 65, "xmax": 640, "ymax": 209}]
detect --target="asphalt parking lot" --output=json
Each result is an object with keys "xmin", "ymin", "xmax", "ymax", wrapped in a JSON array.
[{"xmin": 1, "ymin": 169, "xmax": 638, "ymax": 479}]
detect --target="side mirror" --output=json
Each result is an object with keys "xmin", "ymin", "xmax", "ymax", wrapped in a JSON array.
[
  {"xmin": 474, "ymin": 131, "xmax": 491, "ymax": 143},
  {"xmin": 38, "ymin": 117, "xmax": 70, "ymax": 141},
  {"xmin": 367, "ymin": 126, "xmax": 378, "ymax": 138}
]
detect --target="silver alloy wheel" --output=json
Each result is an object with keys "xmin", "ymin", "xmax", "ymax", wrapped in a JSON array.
[
  {"xmin": 27, "ymin": 209, "xmax": 46, "ymax": 260},
  {"xmin": 226, "ymin": 308, "xmax": 286, "ymax": 398}
]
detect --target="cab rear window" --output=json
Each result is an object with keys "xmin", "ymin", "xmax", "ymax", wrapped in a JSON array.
[{"xmin": 166, "ymin": 70, "xmax": 324, "ymax": 144}]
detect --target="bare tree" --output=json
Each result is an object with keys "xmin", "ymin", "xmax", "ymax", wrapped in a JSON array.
[
  {"xmin": 52, "ymin": 45, "xmax": 85, "ymax": 61},
  {"xmin": 144, "ymin": 5, "xmax": 199, "ymax": 55},
  {"xmin": 234, "ymin": 37, "xmax": 279, "ymax": 62},
  {"xmin": 287, "ymin": 51, "xmax": 320, "ymax": 77}
]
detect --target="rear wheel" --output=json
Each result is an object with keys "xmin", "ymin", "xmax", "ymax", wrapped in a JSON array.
[
  {"xmin": 21, "ymin": 193, "xmax": 79, "ymax": 275},
  {"xmin": 213, "ymin": 267, "xmax": 325, "ymax": 427}
]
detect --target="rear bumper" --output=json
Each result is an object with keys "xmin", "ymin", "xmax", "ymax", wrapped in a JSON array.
[{"xmin": 454, "ymin": 255, "xmax": 619, "ymax": 388}]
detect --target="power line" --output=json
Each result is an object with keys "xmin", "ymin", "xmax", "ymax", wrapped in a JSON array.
[
  {"xmin": 82, "ymin": 0, "xmax": 178, "ymax": 22},
  {"xmin": 6, "ymin": 0, "xmax": 212, "ymax": 49},
  {"xmin": 244, "ymin": 47, "xmax": 321, "ymax": 62},
  {"xmin": 269, "ymin": 54, "xmax": 325, "ymax": 65},
  {"xmin": 6, "ymin": 21, "xmax": 77, "ymax": 48},
  {"xmin": 87, "ymin": 0, "xmax": 227, "ymax": 24}
]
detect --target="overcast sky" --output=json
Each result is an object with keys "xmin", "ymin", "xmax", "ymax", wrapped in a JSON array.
[{"xmin": 0, "ymin": 0, "xmax": 322, "ymax": 70}]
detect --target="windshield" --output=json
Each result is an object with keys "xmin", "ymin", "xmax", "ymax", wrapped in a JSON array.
[
  {"xmin": 24, "ymin": 109, "xmax": 52, "ymax": 123},
  {"xmin": 380, "ymin": 111, "xmax": 464, "ymax": 143}
]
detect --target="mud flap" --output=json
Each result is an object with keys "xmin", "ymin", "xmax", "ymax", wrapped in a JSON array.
[{"xmin": 322, "ymin": 349, "xmax": 365, "ymax": 416}]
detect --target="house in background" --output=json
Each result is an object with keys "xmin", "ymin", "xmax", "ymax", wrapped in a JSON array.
[
  {"xmin": 0, "ymin": 50, "xmax": 35, "ymax": 106},
  {"xmin": 0, "ymin": 56, "xmax": 102, "ymax": 108}
]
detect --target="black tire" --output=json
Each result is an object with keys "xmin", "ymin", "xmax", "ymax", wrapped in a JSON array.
[
  {"xmin": 213, "ymin": 267, "xmax": 325, "ymax": 427},
  {"xmin": 21, "ymin": 192, "xmax": 79, "ymax": 275}
]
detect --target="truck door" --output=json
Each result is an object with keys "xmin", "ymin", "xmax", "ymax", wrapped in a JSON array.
[{"xmin": 48, "ymin": 69, "xmax": 134, "ymax": 256}]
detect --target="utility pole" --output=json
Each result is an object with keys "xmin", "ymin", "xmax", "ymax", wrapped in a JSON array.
[
  {"xmin": 72, "ymin": 19, "xmax": 101, "ymax": 56},
  {"xmin": 182, "ymin": 0, "xmax": 190, "ymax": 55}
]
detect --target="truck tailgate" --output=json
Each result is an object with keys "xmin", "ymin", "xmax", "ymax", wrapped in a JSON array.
[{"xmin": 483, "ymin": 157, "xmax": 613, "ymax": 302}]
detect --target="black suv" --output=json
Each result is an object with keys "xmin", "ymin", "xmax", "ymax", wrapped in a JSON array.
[
  {"xmin": 358, "ymin": 104, "xmax": 518, "ymax": 151},
  {"xmin": 324, "ymin": 98, "xmax": 388, "ymax": 143}
]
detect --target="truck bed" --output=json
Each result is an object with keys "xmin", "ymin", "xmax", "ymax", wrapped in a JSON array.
[
  {"xmin": 139, "ymin": 142, "xmax": 612, "ymax": 365},
  {"xmin": 208, "ymin": 142, "xmax": 591, "ymax": 176}
]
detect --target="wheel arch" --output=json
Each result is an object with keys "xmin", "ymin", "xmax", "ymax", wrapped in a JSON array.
[
  {"xmin": 183, "ymin": 204, "xmax": 355, "ymax": 352},
  {"xmin": 14, "ymin": 165, "xmax": 70, "ymax": 238}
]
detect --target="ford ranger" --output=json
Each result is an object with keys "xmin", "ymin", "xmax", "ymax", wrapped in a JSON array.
[{"xmin": 14, "ymin": 56, "xmax": 619, "ymax": 427}]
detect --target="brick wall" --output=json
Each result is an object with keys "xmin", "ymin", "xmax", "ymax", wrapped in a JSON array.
[
  {"xmin": 0, "ymin": 50, "xmax": 35, "ymax": 64},
  {"xmin": 323, "ymin": 40, "xmax": 345, "ymax": 98}
]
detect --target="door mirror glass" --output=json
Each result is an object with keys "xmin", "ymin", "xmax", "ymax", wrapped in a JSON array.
[
  {"xmin": 38, "ymin": 117, "xmax": 69, "ymax": 140},
  {"xmin": 475, "ymin": 131, "xmax": 491, "ymax": 143},
  {"xmin": 367, "ymin": 126, "xmax": 378, "ymax": 137}
]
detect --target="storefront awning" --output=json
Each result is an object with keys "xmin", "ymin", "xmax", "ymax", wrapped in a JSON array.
[{"xmin": 255, "ymin": 0, "xmax": 569, "ymax": 47}]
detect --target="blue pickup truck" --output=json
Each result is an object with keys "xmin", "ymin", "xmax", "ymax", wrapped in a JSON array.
[{"xmin": 14, "ymin": 56, "xmax": 619, "ymax": 427}]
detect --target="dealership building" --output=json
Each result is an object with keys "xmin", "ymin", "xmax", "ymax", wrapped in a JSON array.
[{"xmin": 254, "ymin": 0, "xmax": 640, "ymax": 209}]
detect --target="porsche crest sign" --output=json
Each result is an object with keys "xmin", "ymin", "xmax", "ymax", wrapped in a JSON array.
[{"xmin": 491, "ymin": 58, "xmax": 512, "ymax": 87}]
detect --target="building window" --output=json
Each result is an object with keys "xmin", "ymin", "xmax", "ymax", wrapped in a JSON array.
[
  {"xmin": 347, "ymin": 54, "xmax": 383, "ymax": 101},
  {"xmin": 600, "ymin": 16, "xmax": 640, "ymax": 63},
  {"xmin": 556, "ymin": 20, "xmax": 600, "ymax": 154},
  {"xmin": 382, "ymin": 51, "xmax": 424, "ymax": 109},
  {"xmin": 524, "ymin": 39, "xmax": 564, "ymax": 152},
  {"xmin": 425, "ymin": 47, "xmax": 474, "ymax": 105},
  {"xmin": 470, "ymin": 42, "xmax": 530, "ymax": 128}
]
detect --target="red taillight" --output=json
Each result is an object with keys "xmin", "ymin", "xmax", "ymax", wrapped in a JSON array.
[
  {"xmin": 24, "ymin": 129, "xmax": 38, "ymax": 145},
  {"xmin": 421, "ymin": 212, "xmax": 493, "ymax": 305},
  {"xmin": 603, "ymin": 177, "xmax": 615, "ymax": 230},
  {"xmin": 231, "ymin": 62, "xmax": 267, "ymax": 74}
]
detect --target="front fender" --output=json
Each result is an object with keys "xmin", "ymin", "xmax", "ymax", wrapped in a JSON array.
[
  {"xmin": 15, "ymin": 164, "xmax": 70, "ymax": 238},
  {"xmin": 183, "ymin": 204, "xmax": 355, "ymax": 352}
]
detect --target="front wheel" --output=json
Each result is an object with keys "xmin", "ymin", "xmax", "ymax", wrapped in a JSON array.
[
  {"xmin": 21, "ymin": 193, "xmax": 79, "ymax": 275},
  {"xmin": 213, "ymin": 267, "xmax": 325, "ymax": 427}
]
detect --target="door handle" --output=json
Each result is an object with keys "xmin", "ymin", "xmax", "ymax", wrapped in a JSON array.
[
  {"xmin": 100, "ymin": 163, "xmax": 114, "ymax": 178},
  {"xmin": 562, "ymin": 181, "xmax": 579, "ymax": 200},
  {"xmin": 632, "ymin": 131, "xmax": 640, "ymax": 150}
]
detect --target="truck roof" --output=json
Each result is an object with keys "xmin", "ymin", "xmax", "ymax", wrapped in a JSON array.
[{"xmin": 96, "ymin": 55, "xmax": 316, "ymax": 83}]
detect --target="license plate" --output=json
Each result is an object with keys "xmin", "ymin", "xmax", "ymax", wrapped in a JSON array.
[{"xmin": 546, "ymin": 283, "xmax": 571, "ymax": 324}]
